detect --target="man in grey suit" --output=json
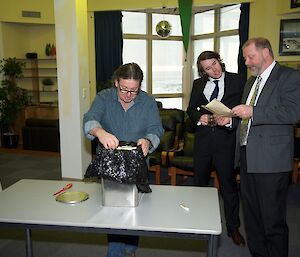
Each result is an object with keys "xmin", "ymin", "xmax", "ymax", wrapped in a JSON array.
[{"xmin": 229, "ymin": 37, "xmax": 300, "ymax": 257}]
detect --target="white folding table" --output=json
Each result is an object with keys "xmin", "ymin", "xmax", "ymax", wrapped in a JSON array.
[{"xmin": 0, "ymin": 179, "xmax": 221, "ymax": 257}]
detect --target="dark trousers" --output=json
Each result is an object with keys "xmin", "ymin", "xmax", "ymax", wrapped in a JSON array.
[
  {"xmin": 107, "ymin": 234, "xmax": 139, "ymax": 256},
  {"xmin": 194, "ymin": 129, "xmax": 240, "ymax": 233},
  {"xmin": 107, "ymin": 234, "xmax": 139, "ymax": 245},
  {"xmin": 240, "ymin": 146, "xmax": 289, "ymax": 257}
]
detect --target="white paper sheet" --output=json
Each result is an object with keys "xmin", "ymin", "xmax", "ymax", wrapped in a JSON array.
[{"xmin": 201, "ymin": 99, "xmax": 233, "ymax": 117}]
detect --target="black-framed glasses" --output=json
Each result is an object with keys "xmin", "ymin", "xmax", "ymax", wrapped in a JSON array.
[{"xmin": 118, "ymin": 84, "xmax": 140, "ymax": 95}]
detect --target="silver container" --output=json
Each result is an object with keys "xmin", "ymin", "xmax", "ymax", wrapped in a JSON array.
[{"xmin": 101, "ymin": 178, "xmax": 142, "ymax": 207}]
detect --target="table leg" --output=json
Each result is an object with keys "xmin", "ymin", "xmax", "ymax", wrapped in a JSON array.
[
  {"xmin": 25, "ymin": 228, "xmax": 33, "ymax": 257},
  {"xmin": 207, "ymin": 235, "xmax": 218, "ymax": 257}
]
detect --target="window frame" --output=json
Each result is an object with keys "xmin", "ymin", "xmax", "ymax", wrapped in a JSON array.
[
  {"xmin": 122, "ymin": 4, "xmax": 240, "ymax": 109},
  {"xmin": 192, "ymin": 5, "xmax": 240, "ymax": 68}
]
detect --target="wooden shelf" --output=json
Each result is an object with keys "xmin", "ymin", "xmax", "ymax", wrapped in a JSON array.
[
  {"xmin": 23, "ymin": 67, "xmax": 57, "ymax": 70},
  {"xmin": 18, "ymin": 58, "xmax": 58, "ymax": 105},
  {"xmin": 22, "ymin": 76, "xmax": 57, "ymax": 79}
]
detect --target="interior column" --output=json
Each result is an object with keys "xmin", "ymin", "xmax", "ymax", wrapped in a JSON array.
[{"xmin": 54, "ymin": 0, "xmax": 91, "ymax": 179}]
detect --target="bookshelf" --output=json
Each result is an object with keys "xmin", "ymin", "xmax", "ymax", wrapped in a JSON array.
[{"xmin": 18, "ymin": 58, "xmax": 58, "ymax": 106}]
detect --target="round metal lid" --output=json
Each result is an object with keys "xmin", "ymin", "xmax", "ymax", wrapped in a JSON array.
[{"xmin": 55, "ymin": 191, "xmax": 89, "ymax": 204}]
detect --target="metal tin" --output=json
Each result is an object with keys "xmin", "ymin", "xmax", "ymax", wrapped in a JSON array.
[
  {"xmin": 55, "ymin": 191, "xmax": 89, "ymax": 204},
  {"xmin": 101, "ymin": 178, "xmax": 142, "ymax": 207}
]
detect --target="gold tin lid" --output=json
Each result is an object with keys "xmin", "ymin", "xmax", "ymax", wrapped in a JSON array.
[{"xmin": 55, "ymin": 191, "xmax": 89, "ymax": 204}]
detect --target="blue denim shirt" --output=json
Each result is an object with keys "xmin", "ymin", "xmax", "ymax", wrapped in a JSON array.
[{"xmin": 83, "ymin": 87, "xmax": 164, "ymax": 153}]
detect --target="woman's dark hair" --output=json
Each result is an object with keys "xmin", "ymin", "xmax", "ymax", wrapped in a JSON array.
[
  {"xmin": 112, "ymin": 62, "xmax": 144, "ymax": 86},
  {"xmin": 197, "ymin": 51, "xmax": 225, "ymax": 77}
]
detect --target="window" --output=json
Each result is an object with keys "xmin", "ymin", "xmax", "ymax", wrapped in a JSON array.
[
  {"xmin": 159, "ymin": 97, "xmax": 182, "ymax": 109},
  {"xmin": 193, "ymin": 38, "xmax": 214, "ymax": 79},
  {"xmin": 152, "ymin": 40, "xmax": 182, "ymax": 94},
  {"xmin": 122, "ymin": 11, "xmax": 183, "ymax": 106},
  {"xmin": 219, "ymin": 35, "xmax": 239, "ymax": 73},
  {"xmin": 122, "ymin": 12, "xmax": 146, "ymax": 34},
  {"xmin": 193, "ymin": 5, "xmax": 241, "ymax": 78},
  {"xmin": 123, "ymin": 39, "xmax": 147, "ymax": 91},
  {"xmin": 122, "ymin": 5, "xmax": 241, "ymax": 109},
  {"xmin": 220, "ymin": 5, "xmax": 240, "ymax": 31},
  {"xmin": 194, "ymin": 10, "xmax": 214, "ymax": 35}
]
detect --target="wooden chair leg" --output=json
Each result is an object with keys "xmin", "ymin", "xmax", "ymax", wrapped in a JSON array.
[
  {"xmin": 149, "ymin": 165, "xmax": 161, "ymax": 185},
  {"xmin": 155, "ymin": 165, "xmax": 161, "ymax": 185},
  {"xmin": 168, "ymin": 167, "xmax": 177, "ymax": 186}
]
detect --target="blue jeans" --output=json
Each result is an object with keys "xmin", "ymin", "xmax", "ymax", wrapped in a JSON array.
[{"xmin": 107, "ymin": 234, "xmax": 139, "ymax": 257}]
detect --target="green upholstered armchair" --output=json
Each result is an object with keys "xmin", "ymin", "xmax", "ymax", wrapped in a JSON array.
[
  {"xmin": 168, "ymin": 118, "xmax": 219, "ymax": 189},
  {"xmin": 158, "ymin": 108, "xmax": 185, "ymax": 149},
  {"xmin": 148, "ymin": 114, "xmax": 177, "ymax": 184}
]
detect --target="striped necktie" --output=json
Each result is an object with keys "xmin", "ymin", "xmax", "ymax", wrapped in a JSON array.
[{"xmin": 239, "ymin": 76, "xmax": 262, "ymax": 145}]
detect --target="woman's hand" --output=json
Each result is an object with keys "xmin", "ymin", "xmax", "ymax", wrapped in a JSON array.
[
  {"xmin": 137, "ymin": 138, "xmax": 151, "ymax": 156},
  {"xmin": 214, "ymin": 115, "xmax": 231, "ymax": 126},
  {"xmin": 91, "ymin": 127, "xmax": 119, "ymax": 149},
  {"xmin": 199, "ymin": 114, "xmax": 212, "ymax": 126}
]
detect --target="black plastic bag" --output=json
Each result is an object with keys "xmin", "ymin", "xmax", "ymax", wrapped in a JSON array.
[{"xmin": 85, "ymin": 142, "xmax": 151, "ymax": 193}]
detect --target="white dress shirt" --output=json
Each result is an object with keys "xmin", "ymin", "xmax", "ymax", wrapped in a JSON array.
[{"xmin": 203, "ymin": 72, "xmax": 225, "ymax": 101}]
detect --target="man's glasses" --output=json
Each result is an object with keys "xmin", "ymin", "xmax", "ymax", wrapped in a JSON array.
[{"xmin": 118, "ymin": 84, "xmax": 140, "ymax": 95}]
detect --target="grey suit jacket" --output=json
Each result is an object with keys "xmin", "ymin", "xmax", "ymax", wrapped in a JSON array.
[{"xmin": 238, "ymin": 63, "xmax": 300, "ymax": 173}]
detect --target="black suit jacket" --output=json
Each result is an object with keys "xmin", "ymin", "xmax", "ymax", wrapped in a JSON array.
[
  {"xmin": 187, "ymin": 72, "xmax": 245, "ymax": 126},
  {"xmin": 187, "ymin": 71, "xmax": 245, "ymax": 148}
]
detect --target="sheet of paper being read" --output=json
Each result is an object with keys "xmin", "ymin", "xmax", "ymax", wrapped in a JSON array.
[{"xmin": 201, "ymin": 99, "xmax": 233, "ymax": 117}]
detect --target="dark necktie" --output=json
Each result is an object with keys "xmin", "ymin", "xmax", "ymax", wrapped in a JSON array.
[
  {"xmin": 210, "ymin": 80, "xmax": 219, "ymax": 101},
  {"xmin": 239, "ymin": 76, "xmax": 262, "ymax": 145}
]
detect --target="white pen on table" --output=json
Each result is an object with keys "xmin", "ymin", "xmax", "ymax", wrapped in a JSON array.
[{"xmin": 180, "ymin": 203, "xmax": 190, "ymax": 211}]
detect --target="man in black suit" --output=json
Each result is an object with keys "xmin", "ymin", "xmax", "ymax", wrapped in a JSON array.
[
  {"xmin": 220, "ymin": 37, "xmax": 300, "ymax": 257},
  {"xmin": 187, "ymin": 51, "xmax": 245, "ymax": 246}
]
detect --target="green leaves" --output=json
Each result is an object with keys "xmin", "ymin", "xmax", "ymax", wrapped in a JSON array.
[
  {"xmin": 0, "ymin": 58, "xmax": 28, "ymax": 133},
  {"xmin": 0, "ymin": 58, "xmax": 25, "ymax": 79}
]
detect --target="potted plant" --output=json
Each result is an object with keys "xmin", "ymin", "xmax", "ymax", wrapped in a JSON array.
[{"xmin": 0, "ymin": 57, "xmax": 28, "ymax": 148}]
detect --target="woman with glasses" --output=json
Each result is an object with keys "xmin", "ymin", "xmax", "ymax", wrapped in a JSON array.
[{"xmin": 83, "ymin": 62, "xmax": 164, "ymax": 257}]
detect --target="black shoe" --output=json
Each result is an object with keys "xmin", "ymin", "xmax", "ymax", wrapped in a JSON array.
[{"xmin": 227, "ymin": 229, "xmax": 246, "ymax": 246}]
